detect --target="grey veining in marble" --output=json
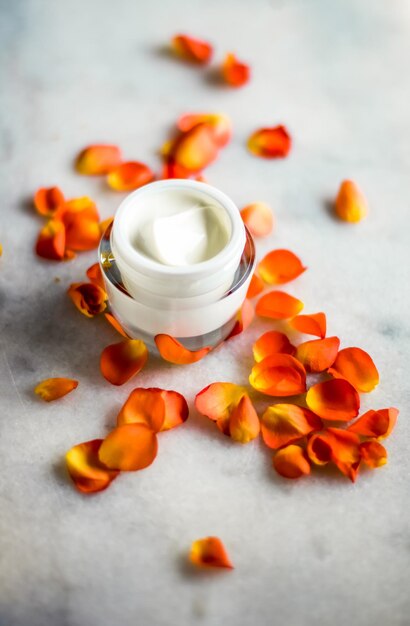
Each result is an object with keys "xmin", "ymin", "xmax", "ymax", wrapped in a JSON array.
[{"xmin": 0, "ymin": 1, "xmax": 409, "ymax": 625}]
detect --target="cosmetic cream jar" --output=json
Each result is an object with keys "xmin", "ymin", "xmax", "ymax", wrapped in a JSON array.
[{"xmin": 99, "ymin": 180, "xmax": 255, "ymax": 349}]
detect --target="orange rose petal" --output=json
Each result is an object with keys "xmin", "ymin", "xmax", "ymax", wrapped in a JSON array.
[
  {"xmin": 247, "ymin": 125, "xmax": 291, "ymax": 159},
  {"xmin": 225, "ymin": 299, "xmax": 254, "ymax": 340},
  {"xmin": 117, "ymin": 388, "xmax": 166, "ymax": 432},
  {"xmin": 104, "ymin": 312, "xmax": 129, "ymax": 338},
  {"xmin": 172, "ymin": 34, "xmax": 213, "ymax": 64},
  {"xmin": 253, "ymin": 331, "xmax": 296, "ymax": 362},
  {"xmin": 360, "ymin": 440, "xmax": 387, "ymax": 468},
  {"xmin": 289, "ymin": 313, "xmax": 327, "ymax": 339},
  {"xmin": 172, "ymin": 123, "xmax": 219, "ymax": 173},
  {"xmin": 258, "ymin": 249, "xmax": 306, "ymax": 285},
  {"xmin": 195, "ymin": 382, "xmax": 247, "ymax": 436},
  {"xmin": 99, "ymin": 216, "xmax": 114, "ymax": 234},
  {"xmin": 189, "ymin": 537, "xmax": 233, "ymax": 569},
  {"xmin": 75, "ymin": 144, "xmax": 122, "ymax": 175},
  {"xmin": 328, "ymin": 347, "xmax": 379, "ymax": 393},
  {"xmin": 177, "ymin": 113, "xmax": 231, "ymax": 147},
  {"xmin": 306, "ymin": 379, "xmax": 360, "ymax": 421},
  {"xmin": 273, "ymin": 445, "xmax": 311, "ymax": 479},
  {"xmin": 256, "ymin": 290, "xmax": 304, "ymax": 320},
  {"xmin": 295, "ymin": 336, "xmax": 340, "ymax": 373},
  {"xmin": 107, "ymin": 161, "xmax": 154, "ymax": 192},
  {"xmin": 308, "ymin": 428, "xmax": 361, "ymax": 481},
  {"xmin": 66, "ymin": 439, "xmax": 119, "ymax": 494},
  {"xmin": 228, "ymin": 395, "xmax": 260, "ymax": 444},
  {"xmin": 160, "ymin": 389, "xmax": 190, "ymax": 431},
  {"xmin": 261, "ymin": 404, "xmax": 323, "ymax": 449},
  {"xmin": 246, "ymin": 273, "xmax": 264, "ymax": 299},
  {"xmin": 56, "ymin": 197, "xmax": 101, "ymax": 251},
  {"xmin": 68, "ymin": 282, "xmax": 107, "ymax": 318},
  {"xmin": 161, "ymin": 158, "xmax": 193, "ymax": 180},
  {"xmin": 347, "ymin": 407, "xmax": 398, "ymax": 439},
  {"xmin": 86, "ymin": 262, "xmax": 105, "ymax": 290},
  {"xmin": 100, "ymin": 338, "xmax": 148, "ymax": 385},
  {"xmin": 240, "ymin": 202, "xmax": 274, "ymax": 238},
  {"xmin": 221, "ymin": 52, "xmax": 250, "ymax": 87},
  {"xmin": 249, "ymin": 354, "xmax": 306, "ymax": 397},
  {"xmin": 155, "ymin": 334, "xmax": 211, "ymax": 365},
  {"xmin": 35, "ymin": 219, "xmax": 66, "ymax": 260},
  {"xmin": 335, "ymin": 180, "xmax": 368, "ymax": 223},
  {"xmin": 34, "ymin": 186, "xmax": 65, "ymax": 217},
  {"xmin": 306, "ymin": 432, "xmax": 332, "ymax": 466},
  {"xmin": 34, "ymin": 377, "xmax": 78, "ymax": 402},
  {"xmin": 98, "ymin": 424, "xmax": 158, "ymax": 471}
]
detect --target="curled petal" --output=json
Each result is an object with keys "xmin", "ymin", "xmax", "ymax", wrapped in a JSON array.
[
  {"xmin": 68, "ymin": 282, "xmax": 107, "ymax": 317},
  {"xmin": 190, "ymin": 537, "xmax": 233, "ymax": 569},
  {"xmin": 35, "ymin": 219, "xmax": 66, "ymax": 260},
  {"xmin": 86, "ymin": 262, "xmax": 105, "ymax": 290},
  {"xmin": 177, "ymin": 113, "xmax": 231, "ymax": 147},
  {"xmin": 107, "ymin": 161, "xmax": 154, "ymax": 191},
  {"xmin": 195, "ymin": 382, "xmax": 247, "ymax": 436},
  {"xmin": 347, "ymin": 407, "xmax": 398, "ymax": 439},
  {"xmin": 155, "ymin": 334, "xmax": 211, "ymax": 365},
  {"xmin": 295, "ymin": 336, "xmax": 340, "ymax": 373},
  {"xmin": 66, "ymin": 439, "xmax": 119, "ymax": 493},
  {"xmin": 249, "ymin": 354, "xmax": 306, "ymax": 397},
  {"xmin": 335, "ymin": 180, "xmax": 368, "ymax": 223},
  {"xmin": 328, "ymin": 347, "xmax": 379, "ymax": 393},
  {"xmin": 34, "ymin": 377, "xmax": 78, "ymax": 402},
  {"xmin": 228, "ymin": 395, "xmax": 260, "ymax": 444},
  {"xmin": 261, "ymin": 404, "xmax": 322, "ymax": 449},
  {"xmin": 171, "ymin": 123, "xmax": 219, "ymax": 173},
  {"xmin": 34, "ymin": 186, "xmax": 65, "ymax": 217},
  {"xmin": 273, "ymin": 445, "xmax": 311, "ymax": 479},
  {"xmin": 360, "ymin": 440, "xmax": 387, "ymax": 468},
  {"xmin": 171, "ymin": 34, "xmax": 213, "ymax": 64},
  {"xmin": 306, "ymin": 432, "xmax": 332, "ymax": 466},
  {"xmin": 240, "ymin": 202, "xmax": 273, "ymax": 237},
  {"xmin": 104, "ymin": 313, "xmax": 129, "ymax": 338},
  {"xmin": 258, "ymin": 249, "xmax": 306, "ymax": 285},
  {"xmin": 221, "ymin": 52, "xmax": 250, "ymax": 87},
  {"xmin": 98, "ymin": 424, "xmax": 158, "ymax": 471},
  {"xmin": 256, "ymin": 290, "xmax": 304, "ymax": 320},
  {"xmin": 289, "ymin": 313, "xmax": 326, "ymax": 339},
  {"xmin": 306, "ymin": 379, "xmax": 360, "ymax": 421},
  {"xmin": 247, "ymin": 273, "xmax": 264, "ymax": 299},
  {"xmin": 117, "ymin": 387, "xmax": 188, "ymax": 432},
  {"xmin": 56, "ymin": 197, "xmax": 101, "ymax": 251},
  {"xmin": 308, "ymin": 428, "xmax": 361, "ymax": 481},
  {"xmin": 100, "ymin": 216, "xmax": 114, "ymax": 234},
  {"xmin": 253, "ymin": 331, "xmax": 296, "ymax": 362},
  {"xmin": 76, "ymin": 144, "xmax": 122, "ymax": 175},
  {"xmin": 247, "ymin": 125, "xmax": 291, "ymax": 159},
  {"xmin": 100, "ymin": 339, "xmax": 148, "ymax": 385},
  {"xmin": 225, "ymin": 299, "xmax": 254, "ymax": 340}
]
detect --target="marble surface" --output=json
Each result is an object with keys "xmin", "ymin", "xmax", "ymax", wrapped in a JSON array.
[{"xmin": 1, "ymin": 1, "xmax": 410, "ymax": 625}]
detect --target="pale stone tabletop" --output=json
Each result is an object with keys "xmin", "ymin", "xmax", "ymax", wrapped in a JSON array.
[{"xmin": 0, "ymin": 1, "xmax": 409, "ymax": 625}]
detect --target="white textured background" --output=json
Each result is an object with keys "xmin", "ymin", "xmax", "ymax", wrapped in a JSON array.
[{"xmin": 1, "ymin": 1, "xmax": 409, "ymax": 625}]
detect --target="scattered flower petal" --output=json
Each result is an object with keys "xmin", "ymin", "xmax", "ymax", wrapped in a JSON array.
[
  {"xmin": 195, "ymin": 382, "xmax": 250, "ymax": 438},
  {"xmin": 107, "ymin": 161, "xmax": 154, "ymax": 191},
  {"xmin": 189, "ymin": 537, "xmax": 233, "ymax": 569},
  {"xmin": 335, "ymin": 180, "xmax": 368, "ymax": 223},
  {"xmin": 256, "ymin": 291, "xmax": 304, "ymax": 319},
  {"xmin": 171, "ymin": 34, "xmax": 213, "ymax": 64},
  {"xmin": 98, "ymin": 424, "xmax": 158, "ymax": 471},
  {"xmin": 308, "ymin": 428, "xmax": 361, "ymax": 481},
  {"xmin": 100, "ymin": 339, "xmax": 148, "ymax": 385},
  {"xmin": 104, "ymin": 312, "xmax": 129, "ymax": 337},
  {"xmin": 155, "ymin": 334, "xmax": 211, "ymax": 365},
  {"xmin": 34, "ymin": 377, "xmax": 78, "ymax": 402},
  {"xmin": 171, "ymin": 123, "xmax": 219, "ymax": 173},
  {"xmin": 56, "ymin": 197, "xmax": 101, "ymax": 251},
  {"xmin": 34, "ymin": 186, "xmax": 65, "ymax": 217},
  {"xmin": 221, "ymin": 52, "xmax": 250, "ymax": 87},
  {"xmin": 68, "ymin": 282, "xmax": 107, "ymax": 317},
  {"xmin": 253, "ymin": 331, "xmax": 296, "ymax": 362},
  {"xmin": 86, "ymin": 262, "xmax": 105, "ymax": 290},
  {"xmin": 360, "ymin": 440, "xmax": 387, "ymax": 468},
  {"xmin": 177, "ymin": 113, "xmax": 231, "ymax": 147},
  {"xmin": 328, "ymin": 347, "xmax": 379, "ymax": 393},
  {"xmin": 258, "ymin": 249, "xmax": 306, "ymax": 285},
  {"xmin": 66, "ymin": 439, "xmax": 119, "ymax": 494},
  {"xmin": 273, "ymin": 445, "xmax": 311, "ymax": 479},
  {"xmin": 99, "ymin": 216, "xmax": 114, "ymax": 234},
  {"xmin": 347, "ymin": 407, "xmax": 398, "ymax": 439},
  {"xmin": 295, "ymin": 336, "xmax": 340, "ymax": 372},
  {"xmin": 306, "ymin": 379, "xmax": 360, "ymax": 421},
  {"xmin": 246, "ymin": 273, "xmax": 264, "ymax": 299},
  {"xmin": 75, "ymin": 145, "xmax": 122, "ymax": 175},
  {"xmin": 261, "ymin": 404, "xmax": 323, "ymax": 449},
  {"xmin": 249, "ymin": 354, "xmax": 306, "ymax": 396},
  {"xmin": 225, "ymin": 299, "xmax": 254, "ymax": 340},
  {"xmin": 117, "ymin": 387, "xmax": 189, "ymax": 432},
  {"xmin": 228, "ymin": 395, "xmax": 260, "ymax": 443},
  {"xmin": 35, "ymin": 219, "xmax": 66, "ymax": 260},
  {"xmin": 240, "ymin": 202, "xmax": 273, "ymax": 237},
  {"xmin": 289, "ymin": 313, "xmax": 326, "ymax": 338},
  {"xmin": 247, "ymin": 125, "xmax": 291, "ymax": 159}
]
